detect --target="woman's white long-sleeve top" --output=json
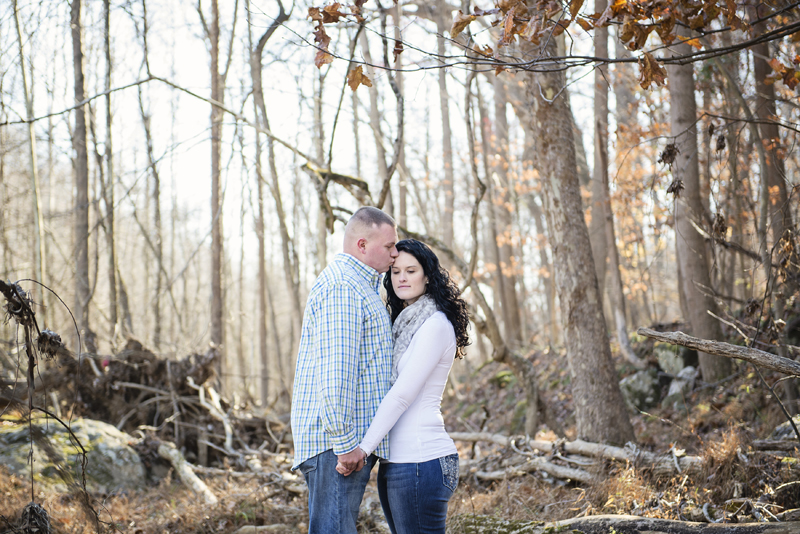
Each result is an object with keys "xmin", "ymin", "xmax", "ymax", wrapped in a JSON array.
[{"xmin": 359, "ymin": 311, "xmax": 458, "ymax": 463}]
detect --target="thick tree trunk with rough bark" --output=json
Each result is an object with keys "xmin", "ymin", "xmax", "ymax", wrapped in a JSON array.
[
  {"xmin": 667, "ymin": 37, "xmax": 732, "ymax": 383},
  {"xmin": 521, "ymin": 32, "xmax": 634, "ymax": 445}
]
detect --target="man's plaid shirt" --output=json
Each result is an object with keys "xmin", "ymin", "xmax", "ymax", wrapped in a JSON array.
[{"xmin": 291, "ymin": 253, "xmax": 393, "ymax": 469}]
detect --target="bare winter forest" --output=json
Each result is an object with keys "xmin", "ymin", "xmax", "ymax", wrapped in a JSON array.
[{"xmin": 1, "ymin": 0, "xmax": 799, "ymax": 532}]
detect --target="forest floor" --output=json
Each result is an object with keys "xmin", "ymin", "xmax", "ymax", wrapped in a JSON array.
[{"xmin": 2, "ymin": 333, "xmax": 800, "ymax": 533}]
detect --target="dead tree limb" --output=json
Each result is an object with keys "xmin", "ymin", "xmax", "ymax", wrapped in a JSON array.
[
  {"xmin": 447, "ymin": 513, "xmax": 800, "ymax": 534},
  {"xmin": 451, "ymin": 433, "xmax": 703, "ymax": 478},
  {"xmin": 637, "ymin": 328, "xmax": 800, "ymax": 377}
]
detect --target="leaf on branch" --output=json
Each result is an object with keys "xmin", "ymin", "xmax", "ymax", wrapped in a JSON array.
[
  {"xmin": 638, "ymin": 52, "xmax": 667, "ymax": 89},
  {"xmin": 658, "ymin": 143, "xmax": 680, "ymax": 168},
  {"xmin": 451, "ymin": 10, "xmax": 478, "ymax": 38},
  {"xmin": 350, "ymin": 2, "xmax": 366, "ymax": 23},
  {"xmin": 312, "ymin": 22, "xmax": 334, "ymax": 68},
  {"xmin": 309, "ymin": 7, "xmax": 323, "ymax": 21},
  {"xmin": 769, "ymin": 58, "xmax": 784, "ymax": 72},
  {"xmin": 656, "ymin": 16, "xmax": 676, "ymax": 44},
  {"xmin": 569, "ymin": 0, "xmax": 585, "ymax": 19},
  {"xmin": 576, "ymin": 17, "xmax": 594, "ymax": 30},
  {"xmin": 631, "ymin": 24, "xmax": 655, "ymax": 50},
  {"xmin": 473, "ymin": 44, "xmax": 494, "ymax": 57},
  {"xmin": 500, "ymin": 9, "xmax": 517, "ymax": 46},
  {"xmin": 322, "ymin": 2, "xmax": 347, "ymax": 22},
  {"xmin": 619, "ymin": 16, "xmax": 635, "ymax": 43},
  {"xmin": 393, "ymin": 39, "xmax": 404, "ymax": 62},
  {"xmin": 347, "ymin": 65, "xmax": 373, "ymax": 91},
  {"xmin": 595, "ymin": 0, "xmax": 627, "ymax": 27},
  {"xmin": 684, "ymin": 37, "xmax": 702, "ymax": 49},
  {"xmin": 666, "ymin": 179, "xmax": 684, "ymax": 198}
]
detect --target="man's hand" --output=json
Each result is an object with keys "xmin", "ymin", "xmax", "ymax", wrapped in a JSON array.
[{"xmin": 335, "ymin": 448, "xmax": 366, "ymax": 476}]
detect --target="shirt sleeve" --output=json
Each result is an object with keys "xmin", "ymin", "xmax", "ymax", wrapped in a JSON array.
[
  {"xmin": 314, "ymin": 284, "xmax": 364, "ymax": 455},
  {"xmin": 359, "ymin": 315, "xmax": 454, "ymax": 454}
]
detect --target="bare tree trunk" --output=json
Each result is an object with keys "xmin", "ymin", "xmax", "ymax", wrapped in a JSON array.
[
  {"xmin": 393, "ymin": 4, "xmax": 406, "ymax": 227},
  {"xmin": 492, "ymin": 78, "xmax": 523, "ymax": 347},
  {"xmin": 247, "ymin": 0, "xmax": 291, "ymax": 404},
  {"xmin": 436, "ymin": 0, "xmax": 455, "ymax": 247},
  {"xmin": 71, "ymin": 0, "xmax": 92, "ymax": 352},
  {"xmin": 752, "ymin": 37, "xmax": 798, "ymax": 293},
  {"xmin": 204, "ymin": 0, "xmax": 225, "ymax": 370},
  {"xmin": 521, "ymin": 30, "xmax": 634, "ymax": 445},
  {"xmin": 313, "ymin": 72, "xmax": 327, "ymax": 270},
  {"xmin": 14, "ymin": 0, "xmax": 47, "ymax": 324},
  {"xmin": 139, "ymin": 87, "xmax": 164, "ymax": 350},
  {"xmin": 103, "ymin": 0, "xmax": 118, "ymax": 347},
  {"xmin": 248, "ymin": 1, "xmax": 299, "ymax": 382},
  {"xmin": 667, "ymin": 33, "xmax": 732, "ymax": 383}
]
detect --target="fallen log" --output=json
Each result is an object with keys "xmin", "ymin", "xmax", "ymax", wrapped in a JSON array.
[
  {"xmin": 157, "ymin": 441, "xmax": 218, "ymax": 505},
  {"xmin": 637, "ymin": 328, "xmax": 800, "ymax": 377},
  {"xmin": 447, "ymin": 513, "xmax": 800, "ymax": 533},
  {"xmin": 450, "ymin": 433, "xmax": 703, "ymax": 478}
]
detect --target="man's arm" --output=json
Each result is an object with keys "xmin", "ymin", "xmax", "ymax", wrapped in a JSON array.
[{"xmin": 314, "ymin": 284, "xmax": 364, "ymax": 457}]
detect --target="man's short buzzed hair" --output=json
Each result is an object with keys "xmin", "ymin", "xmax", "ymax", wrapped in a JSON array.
[{"xmin": 348, "ymin": 206, "xmax": 396, "ymax": 230}]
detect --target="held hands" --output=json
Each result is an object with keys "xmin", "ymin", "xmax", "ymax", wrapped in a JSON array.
[{"xmin": 336, "ymin": 448, "xmax": 368, "ymax": 476}]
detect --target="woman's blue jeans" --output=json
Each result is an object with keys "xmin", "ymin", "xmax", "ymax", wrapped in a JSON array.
[{"xmin": 377, "ymin": 453, "xmax": 459, "ymax": 534}]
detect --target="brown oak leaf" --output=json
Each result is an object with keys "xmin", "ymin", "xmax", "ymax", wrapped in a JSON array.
[
  {"xmin": 347, "ymin": 65, "xmax": 373, "ymax": 91},
  {"xmin": 451, "ymin": 10, "xmax": 478, "ymax": 38},
  {"xmin": 322, "ymin": 3, "xmax": 347, "ymax": 23},
  {"xmin": 393, "ymin": 39, "xmax": 404, "ymax": 63},
  {"xmin": 638, "ymin": 52, "xmax": 667, "ymax": 89}
]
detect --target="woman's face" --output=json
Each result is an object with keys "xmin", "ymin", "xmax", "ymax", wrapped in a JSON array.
[{"xmin": 391, "ymin": 251, "xmax": 428, "ymax": 305}]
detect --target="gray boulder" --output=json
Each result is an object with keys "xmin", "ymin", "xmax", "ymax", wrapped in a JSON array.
[
  {"xmin": 619, "ymin": 369, "xmax": 661, "ymax": 412},
  {"xmin": 654, "ymin": 343, "xmax": 684, "ymax": 376},
  {"xmin": 0, "ymin": 417, "xmax": 146, "ymax": 493},
  {"xmin": 661, "ymin": 366, "xmax": 697, "ymax": 412}
]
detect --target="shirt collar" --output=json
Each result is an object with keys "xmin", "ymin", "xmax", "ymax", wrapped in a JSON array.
[{"xmin": 336, "ymin": 253, "xmax": 383, "ymax": 291}]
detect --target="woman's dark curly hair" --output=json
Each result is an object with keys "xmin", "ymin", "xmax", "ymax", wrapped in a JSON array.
[{"xmin": 384, "ymin": 239, "xmax": 470, "ymax": 356}]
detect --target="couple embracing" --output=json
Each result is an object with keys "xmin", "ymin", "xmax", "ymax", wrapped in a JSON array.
[{"xmin": 291, "ymin": 206, "xmax": 470, "ymax": 534}]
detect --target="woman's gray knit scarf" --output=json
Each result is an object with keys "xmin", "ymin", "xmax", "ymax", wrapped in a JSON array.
[{"xmin": 390, "ymin": 294, "xmax": 438, "ymax": 385}]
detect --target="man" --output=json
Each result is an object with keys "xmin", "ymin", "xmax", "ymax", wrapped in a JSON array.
[{"xmin": 291, "ymin": 206, "xmax": 399, "ymax": 534}]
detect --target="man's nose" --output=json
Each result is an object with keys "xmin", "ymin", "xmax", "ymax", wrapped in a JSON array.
[{"xmin": 391, "ymin": 247, "xmax": 399, "ymax": 257}]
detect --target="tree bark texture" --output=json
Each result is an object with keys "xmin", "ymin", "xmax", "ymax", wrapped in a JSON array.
[
  {"xmin": 638, "ymin": 327, "xmax": 800, "ymax": 377},
  {"xmin": 520, "ymin": 32, "xmax": 634, "ymax": 445},
  {"xmin": 447, "ymin": 514, "xmax": 800, "ymax": 534},
  {"xmin": 209, "ymin": 0, "xmax": 225, "ymax": 363},
  {"xmin": 667, "ymin": 37, "xmax": 732, "ymax": 383},
  {"xmin": 71, "ymin": 0, "xmax": 91, "ymax": 348},
  {"xmin": 103, "ymin": 0, "xmax": 118, "ymax": 347},
  {"xmin": 14, "ymin": 0, "xmax": 47, "ymax": 324},
  {"xmin": 436, "ymin": 0, "xmax": 455, "ymax": 247},
  {"xmin": 492, "ymin": 77, "xmax": 523, "ymax": 347}
]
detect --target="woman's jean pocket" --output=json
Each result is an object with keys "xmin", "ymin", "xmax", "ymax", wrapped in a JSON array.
[{"xmin": 439, "ymin": 453, "xmax": 459, "ymax": 492}]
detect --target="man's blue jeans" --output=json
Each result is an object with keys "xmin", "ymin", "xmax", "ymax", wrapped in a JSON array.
[
  {"xmin": 377, "ymin": 453, "xmax": 459, "ymax": 534},
  {"xmin": 297, "ymin": 449, "xmax": 377, "ymax": 534}
]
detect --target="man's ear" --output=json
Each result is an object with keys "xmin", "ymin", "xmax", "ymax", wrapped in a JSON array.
[{"xmin": 357, "ymin": 238, "xmax": 368, "ymax": 254}]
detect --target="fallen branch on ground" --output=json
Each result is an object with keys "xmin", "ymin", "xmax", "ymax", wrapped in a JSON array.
[
  {"xmin": 450, "ymin": 432, "xmax": 703, "ymax": 480},
  {"xmin": 447, "ymin": 513, "xmax": 800, "ymax": 533}
]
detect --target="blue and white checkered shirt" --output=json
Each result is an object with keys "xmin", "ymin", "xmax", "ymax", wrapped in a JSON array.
[{"xmin": 291, "ymin": 253, "xmax": 393, "ymax": 469}]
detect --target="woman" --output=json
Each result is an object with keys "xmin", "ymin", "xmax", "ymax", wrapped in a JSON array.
[{"xmin": 337, "ymin": 239, "xmax": 470, "ymax": 534}]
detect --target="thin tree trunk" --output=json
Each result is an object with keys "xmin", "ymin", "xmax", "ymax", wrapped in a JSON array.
[
  {"xmin": 103, "ymin": 0, "xmax": 118, "ymax": 347},
  {"xmin": 71, "ymin": 0, "xmax": 91, "ymax": 351},
  {"xmin": 248, "ymin": 1, "xmax": 300, "ymax": 377},
  {"xmin": 436, "ymin": 0, "xmax": 455, "ymax": 247},
  {"xmin": 207, "ymin": 0, "xmax": 225, "ymax": 369},
  {"xmin": 393, "ymin": 4, "xmax": 406, "ymax": 227},
  {"xmin": 589, "ymin": 5, "xmax": 608, "ymax": 298},
  {"xmin": 667, "ymin": 32, "xmax": 732, "ymax": 383},
  {"xmin": 492, "ymin": 78, "xmax": 523, "ymax": 347},
  {"xmin": 521, "ymin": 29, "xmax": 634, "ymax": 445},
  {"xmin": 14, "ymin": 1, "xmax": 47, "ymax": 324}
]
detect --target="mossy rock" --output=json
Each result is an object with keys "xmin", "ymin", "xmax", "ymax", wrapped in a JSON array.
[{"xmin": 0, "ymin": 417, "xmax": 146, "ymax": 493}]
